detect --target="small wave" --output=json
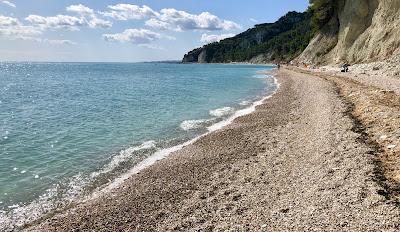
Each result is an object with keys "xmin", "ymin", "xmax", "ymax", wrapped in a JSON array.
[
  {"xmin": 253, "ymin": 74, "xmax": 267, "ymax": 79},
  {"xmin": 97, "ymin": 137, "xmax": 199, "ymax": 195},
  {"xmin": 254, "ymin": 74, "xmax": 274, "ymax": 79},
  {"xmin": 0, "ymin": 140, "xmax": 158, "ymax": 230},
  {"xmin": 208, "ymin": 75, "xmax": 280, "ymax": 132},
  {"xmin": 91, "ymin": 140, "xmax": 157, "ymax": 178},
  {"xmin": 239, "ymin": 100, "xmax": 251, "ymax": 106},
  {"xmin": 255, "ymin": 70, "xmax": 274, "ymax": 79},
  {"xmin": 180, "ymin": 119, "xmax": 211, "ymax": 131},
  {"xmin": 209, "ymin": 107, "xmax": 234, "ymax": 117}
]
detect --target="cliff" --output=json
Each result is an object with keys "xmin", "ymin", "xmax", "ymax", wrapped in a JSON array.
[
  {"xmin": 297, "ymin": 0, "xmax": 400, "ymax": 65},
  {"xmin": 183, "ymin": 1, "xmax": 400, "ymax": 66},
  {"xmin": 182, "ymin": 12, "xmax": 314, "ymax": 63}
]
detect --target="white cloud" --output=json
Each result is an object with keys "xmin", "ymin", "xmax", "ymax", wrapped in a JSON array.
[
  {"xmin": 26, "ymin": 10, "xmax": 112, "ymax": 30},
  {"xmin": 0, "ymin": 15, "xmax": 81, "ymax": 44},
  {"xmin": 250, "ymin": 18, "xmax": 258, "ymax": 23},
  {"xmin": 0, "ymin": 15, "xmax": 42, "ymax": 39},
  {"xmin": 0, "ymin": 11, "xmax": 83, "ymax": 45},
  {"xmin": 13, "ymin": 36, "xmax": 76, "ymax": 45},
  {"xmin": 1, "ymin": 4, "xmax": 112, "ymax": 46},
  {"xmin": 138, "ymin": 44, "xmax": 164, "ymax": 50},
  {"xmin": 101, "ymin": 5, "xmax": 240, "ymax": 32},
  {"xmin": 200, "ymin": 33, "xmax": 235, "ymax": 43},
  {"xmin": 67, "ymin": 4, "xmax": 94, "ymax": 16},
  {"xmin": 87, "ymin": 17, "xmax": 112, "ymax": 28},
  {"xmin": 66, "ymin": 4, "xmax": 112, "ymax": 28},
  {"xmin": 0, "ymin": 15, "xmax": 19, "ymax": 26},
  {"xmin": 148, "ymin": 9, "xmax": 240, "ymax": 31},
  {"xmin": 1, "ymin": 0, "xmax": 15, "ymax": 8},
  {"xmin": 25, "ymin": 14, "xmax": 86, "ymax": 31},
  {"xmin": 100, "ymin": 4, "xmax": 158, "ymax": 20},
  {"xmin": 2, "ymin": 3, "xmax": 240, "ymax": 48},
  {"xmin": 43, "ymin": 39, "xmax": 76, "ymax": 45},
  {"xmin": 0, "ymin": 26, "xmax": 41, "ymax": 38},
  {"xmin": 145, "ymin": 18, "xmax": 171, "ymax": 30},
  {"xmin": 103, "ymin": 28, "xmax": 174, "ymax": 44}
]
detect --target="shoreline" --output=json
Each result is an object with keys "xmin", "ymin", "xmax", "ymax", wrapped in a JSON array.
[
  {"xmin": 2, "ymin": 68, "xmax": 278, "ymax": 231},
  {"xmin": 25, "ymin": 68, "xmax": 400, "ymax": 231},
  {"xmin": 97, "ymin": 71, "xmax": 280, "ymax": 196},
  {"xmin": 181, "ymin": 62, "xmax": 277, "ymax": 66}
]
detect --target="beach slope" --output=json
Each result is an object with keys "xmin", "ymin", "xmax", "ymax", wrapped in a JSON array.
[{"xmin": 26, "ymin": 69, "xmax": 400, "ymax": 231}]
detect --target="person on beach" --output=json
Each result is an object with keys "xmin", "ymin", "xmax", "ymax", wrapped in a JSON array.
[
  {"xmin": 341, "ymin": 63, "xmax": 350, "ymax": 72},
  {"xmin": 277, "ymin": 63, "xmax": 281, "ymax": 69}
]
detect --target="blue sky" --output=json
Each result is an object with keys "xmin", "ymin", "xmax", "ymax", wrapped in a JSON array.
[{"xmin": 0, "ymin": 0, "xmax": 309, "ymax": 62}]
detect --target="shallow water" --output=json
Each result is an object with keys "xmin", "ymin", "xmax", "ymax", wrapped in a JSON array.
[{"xmin": 0, "ymin": 62, "xmax": 275, "ymax": 228}]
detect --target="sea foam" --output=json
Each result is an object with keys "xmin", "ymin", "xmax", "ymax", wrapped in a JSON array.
[
  {"xmin": 209, "ymin": 107, "xmax": 235, "ymax": 117},
  {"xmin": 239, "ymin": 100, "xmax": 251, "ymax": 106},
  {"xmin": 180, "ymin": 119, "xmax": 207, "ymax": 131},
  {"xmin": 180, "ymin": 119, "xmax": 216, "ymax": 131},
  {"xmin": 91, "ymin": 140, "xmax": 157, "ymax": 178}
]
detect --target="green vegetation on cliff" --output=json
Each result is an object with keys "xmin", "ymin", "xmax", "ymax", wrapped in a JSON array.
[
  {"xmin": 182, "ymin": 11, "xmax": 315, "ymax": 63},
  {"xmin": 308, "ymin": 0, "xmax": 337, "ymax": 31}
]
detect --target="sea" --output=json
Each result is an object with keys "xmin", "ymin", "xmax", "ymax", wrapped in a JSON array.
[{"xmin": 0, "ymin": 62, "xmax": 276, "ymax": 229}]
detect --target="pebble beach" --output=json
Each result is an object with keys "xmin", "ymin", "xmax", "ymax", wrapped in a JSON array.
[{"xmin": 24, "ymin": 68, "xmax": 400, "ymax": 231}]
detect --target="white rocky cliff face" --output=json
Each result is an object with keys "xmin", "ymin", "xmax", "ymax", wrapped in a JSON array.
[{"xmin": 298, "ymin": 0, "xmax": 400, "ymax": 65}]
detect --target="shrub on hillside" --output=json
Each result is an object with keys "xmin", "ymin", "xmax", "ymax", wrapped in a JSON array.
[{"xmin": 308, "ymin": 0, "xmax": 336, "ymax": 31}]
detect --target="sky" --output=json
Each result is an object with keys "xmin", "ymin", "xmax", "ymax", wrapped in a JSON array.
[{"xmin": 0, "ymin": 0, "xmax": 309, "ymax": 62}]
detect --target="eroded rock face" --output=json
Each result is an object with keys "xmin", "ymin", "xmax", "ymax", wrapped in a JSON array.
[
  {"xmin": 197, "ymin": 50, "xmax": 208, "ymax": 63},
  {"xmin": 298, "ymin": 0, "xmax": 400, "ymax": 64},
  {"xmin": 182, "ymin": 48, "xmax": 203, "ymax": 63},
  {"xmin": 332, "ymin": 0, "xmax": 378, "ymax": 62}
]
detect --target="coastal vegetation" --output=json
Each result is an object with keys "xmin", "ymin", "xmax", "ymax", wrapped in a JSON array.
[
  {"xmin": 182, "ymin": 11, "xmax": 315, "ymax": 63},
  {"xmin": 308, "ymin": 0, "xmax": 336, "ymax": 31}
]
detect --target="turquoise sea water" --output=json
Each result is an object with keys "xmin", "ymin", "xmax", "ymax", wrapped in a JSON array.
[{"xmin": 0, "ymin": 62, "xmax": 275, "ymax": 228}]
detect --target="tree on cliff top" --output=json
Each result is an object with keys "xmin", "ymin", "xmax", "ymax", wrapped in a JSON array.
[{"xmin": 309, "ymin": 0, "xmax": 335, "ymax": 30}]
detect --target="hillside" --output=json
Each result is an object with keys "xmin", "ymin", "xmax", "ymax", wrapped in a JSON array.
[{"xmin": 182, "ymin": 11, "xmax": 314, "ymax": 63}]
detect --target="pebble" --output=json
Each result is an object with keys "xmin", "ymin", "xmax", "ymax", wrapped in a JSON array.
[{"xmin": 387, "ymin": 144, "xmax": 396, "ymax": 149}]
